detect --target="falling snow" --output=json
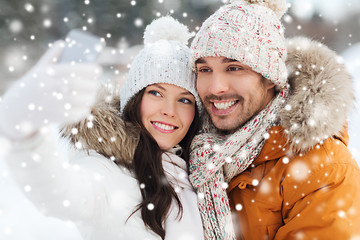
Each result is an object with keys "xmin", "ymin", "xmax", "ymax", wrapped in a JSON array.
[
  {"xmin": 1, "ymin": 0, "xmax": 360, "ymax": 239},
  {"xmin": 288, "ymin": 161, "xmax": 310, "ymax": 182}
]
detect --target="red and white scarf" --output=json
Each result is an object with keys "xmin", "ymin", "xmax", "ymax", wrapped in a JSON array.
[{"xmin": 189, "ymin": 88, "xmax": 289, "ymax": 239}]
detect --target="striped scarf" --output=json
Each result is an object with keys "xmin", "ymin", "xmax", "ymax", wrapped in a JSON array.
[{"xmin": 189, "ymin": 88, "xmax": 288, "ymax": 239}]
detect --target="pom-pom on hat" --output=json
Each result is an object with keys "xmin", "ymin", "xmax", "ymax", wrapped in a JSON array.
[
  {"xmin": 191, "ymin": 0, "xmax": 289, "ymax": 89},
  {"xmin": 120, "ymin": 16, "xmax": 200, "ymax": 112}
]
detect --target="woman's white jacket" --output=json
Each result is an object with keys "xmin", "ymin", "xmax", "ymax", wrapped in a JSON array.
[{"xmin": 4, "ymin": 94, "xmax": 204, "ymax": 240}]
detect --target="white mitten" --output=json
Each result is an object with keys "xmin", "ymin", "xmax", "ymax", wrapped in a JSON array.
[{"xmin": 0, "ymin": 40, "xmax": 102, "ymax": 141}]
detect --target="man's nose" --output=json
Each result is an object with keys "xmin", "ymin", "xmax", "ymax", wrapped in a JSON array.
[{"xmin": 208, "ymin": 72, "xmax": 229, "ymax": 95}]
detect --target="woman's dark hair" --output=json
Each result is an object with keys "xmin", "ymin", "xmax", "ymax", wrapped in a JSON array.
[{"xmin": 122, "ymin": 88, "xmax": 200, "ymax": 239}]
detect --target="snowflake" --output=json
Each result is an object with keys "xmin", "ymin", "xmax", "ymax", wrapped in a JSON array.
[
  {"xmin": 252, "ymin": 179, "xmax": 259, "ymax": 186},
  {"xmin": 63, "ymin": 200, "xmax": 71, "ymax": 207},
  {"xmin": 24, "ymin": 3, "xmax": 35, "ymax": 12},
  {"xmin": 43, "ymin": 19, "xmax": 52, "ymax": 28},
  {"xmin": 235, "ymin": 203, "xmax": 243, "ymax": 211},
  {"xmin": 258, "ymin": 180, "xmax": 271, "ymax": 194},
  {"xmin": 134, "ymin": 18, "xmax": 143, "ymax": 27},
  {"xmin": 282, "ymin": 157, "xmax": 289, "ymax": 164},
  {"xmin": 222, "ymin": 182, "xmax": 229, "ymax": 189},
  {"xmin": 24, "ymin": 185, "xmax": 32, "ymax": 192},
  {"xmin": 9, "ymin": 20, "xmax": 23, "ymax": 33},
  {"xmin": 147, "ymin": 203, "xmax": 154, "ymax": 210},
  {"xmin": 71, "ymin": 128, "xmax": 78, "ymax": 135},
  {"xmin": 197, "ymin": 192, "xmax": 204, "ymax": 199},
  {"xmin": 288, "ymin": 161, "xmax": 310, "ymax": 182}
]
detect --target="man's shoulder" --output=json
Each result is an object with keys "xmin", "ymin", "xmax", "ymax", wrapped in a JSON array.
[
  {"xmin": 291, "ymin": 135, "xmax": 357, "ymax": 168},
  {"xmin": 262, "ymin": 125, "xmax": 356, "ymax": 167},
  {"xmin": 278, "ymin": 136, "xmax": 359, "ymax": 191}
]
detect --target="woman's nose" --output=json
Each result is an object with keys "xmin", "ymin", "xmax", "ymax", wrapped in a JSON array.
[{"xmin": 161, "ymin": 101, "xmax": 176, "ymax": 117}]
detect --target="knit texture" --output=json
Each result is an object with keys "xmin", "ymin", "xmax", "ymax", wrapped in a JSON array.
[
  {"xmin": 191, "ymin": 0, "xmax": 288, "ymax": 89},
  {"xmin": 190, "ymin": 88, "xmax": 289, "ymax": 239},
  {"xmin": 120, "ymin": 16, "xmax": 200, "ymax": 112},
  {"xmin": 189, "ymin": 0, "xmax": 289, "ymax": 238}
]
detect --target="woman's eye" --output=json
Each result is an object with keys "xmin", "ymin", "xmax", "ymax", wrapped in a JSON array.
[
  {"xmin": 179, "ymin": 98, "xmax": 193, "ymax": 104},
  {"xmin": 148, "ymin": 90, "xmax": 161, "ymax": 97}
]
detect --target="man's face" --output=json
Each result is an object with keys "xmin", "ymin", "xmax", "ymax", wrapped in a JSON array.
[{"xmin": 195, "ymin": 56, "xmax": 275, "ymax": 132}]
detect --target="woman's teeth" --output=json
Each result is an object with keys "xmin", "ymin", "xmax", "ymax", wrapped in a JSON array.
[{"xmin": 153, "ymin": 122, "xmax": 175, "ymax": 130}]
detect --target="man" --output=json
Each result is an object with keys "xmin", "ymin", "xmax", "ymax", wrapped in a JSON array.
[{"xmin": 188, "ymin": 0, "xmax": 360, "ymax": 239}]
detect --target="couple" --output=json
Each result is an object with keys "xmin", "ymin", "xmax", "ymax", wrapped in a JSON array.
[{"xmin": 1, "ymin": 0, "xmax": 360, "ymax": 239}]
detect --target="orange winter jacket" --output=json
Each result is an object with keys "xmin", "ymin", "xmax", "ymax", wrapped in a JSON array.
[{"xmin": 228, "ymin": 126, "xmax": 360, "ymax": 240}]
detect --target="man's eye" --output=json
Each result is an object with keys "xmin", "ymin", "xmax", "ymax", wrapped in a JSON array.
[
  {"xmin": 197, "ymin": 68, "xmax": 211, "ymax": 73},
  {"xmin": 148, "ymin": 90, "xmax": 161, "ymax": 97},
  {"xmin": 228, "ymin": 66, "xmax": 243, "ymax": 71}
]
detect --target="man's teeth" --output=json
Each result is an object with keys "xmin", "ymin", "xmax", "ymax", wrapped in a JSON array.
[
  {"xmin": 213, "ymin": 101, "xmax": 236, "ymax": 110},
  {"xmin": 153, "ymin": 122, "xmax": 175, "ymax": 130}
]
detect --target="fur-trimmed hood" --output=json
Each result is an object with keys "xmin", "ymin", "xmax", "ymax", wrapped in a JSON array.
[
  {"xmin": 61, "ymin": 90, "xmax": 140, "ymax": 169},
  {"xmin": 61, "ymin": 37, "xmax": 354, "ymax": 162},
  {"xmin": 280, "ymin": 37, "xmax": 354, "ymax": 152}
]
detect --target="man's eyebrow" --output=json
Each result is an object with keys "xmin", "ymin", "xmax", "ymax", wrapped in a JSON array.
[
  {"xmin": 223, "ymin": 58, "xmax": 238, "ymax": 63},
  {"xmin": 195, "ymin": 58, "xmax": 239, "ymax": 64},
  {"xmin": 195, "ymin": 58, "xmax": 206, "ymax": 64}
]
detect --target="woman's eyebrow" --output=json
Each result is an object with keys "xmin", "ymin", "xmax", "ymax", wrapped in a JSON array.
[
  {"xmin": 152, "ymin": 84, "xmax": 192, "ymax": 96},
  {"xmin": 180, "ymin": 91, "xmax": 193, "ymax": 96},
  {"xmin": 151, "ymin": 84, "xmax": 166, "ymax": 90}
]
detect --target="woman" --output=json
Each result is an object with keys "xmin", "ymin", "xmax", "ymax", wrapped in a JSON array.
[{"xmin": 1, "ymin": 17, "xmax": 204, "ymax": 240}]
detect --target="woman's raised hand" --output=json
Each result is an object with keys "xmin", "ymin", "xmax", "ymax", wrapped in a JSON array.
[{"xmin": 0, "ymin": 40, "xmax": 102, "ymax": 141}]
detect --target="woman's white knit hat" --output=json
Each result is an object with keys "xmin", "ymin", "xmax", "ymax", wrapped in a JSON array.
[
  {"xmin": 191, "ymin": 0, "xmax": 289, "ymax": 89},
  {"xmin": 120, "ymin": 16, "xmax": 200, "ymax": 112}
]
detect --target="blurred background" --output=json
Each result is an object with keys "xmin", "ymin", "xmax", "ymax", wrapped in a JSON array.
[
  {"xmin": 0, "ymin": 0, "xmax": 360, "ymax": 239},
  {"xmin": 1, "ymin": 0, "xmax": 360, "ymax": 91}
]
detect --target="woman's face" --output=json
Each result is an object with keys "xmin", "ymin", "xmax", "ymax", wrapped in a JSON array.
[{"xmin": 140, "ymin": 83, "xmax": 196, "ymax": 150}]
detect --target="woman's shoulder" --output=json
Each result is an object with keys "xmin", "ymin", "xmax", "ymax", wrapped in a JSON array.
[
  {"xmin": 75, "ymin": 151, "xmax": 162, "ymax": 240},
  {"xmin": 72, "ymin": 148, "xmax": 134, "ymax": 177}
]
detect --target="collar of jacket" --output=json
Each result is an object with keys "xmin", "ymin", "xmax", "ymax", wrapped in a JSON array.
[
  {"xmin": 227, "ymin": 124, "xmax": 350, "ymax": 192},
  {"xmin": 278, "ymin": 37, "xmax": 353, "ymax": 153},
  {"xmin": 256, "ymin": 125, "xmax": 349, "ymax": 166},
  {"xmin": 60, "ymin": 89, "xmax": 140, "ymax": 169}
]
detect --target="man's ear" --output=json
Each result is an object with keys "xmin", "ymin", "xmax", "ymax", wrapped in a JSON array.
[{"xmin": 263, "ymin": 78, "xmax": 276, "ymax": 90}]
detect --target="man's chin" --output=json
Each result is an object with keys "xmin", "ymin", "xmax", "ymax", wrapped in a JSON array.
[{"xmin": 211, "ymin": 118, "xmax": 240, "ymax": 134}]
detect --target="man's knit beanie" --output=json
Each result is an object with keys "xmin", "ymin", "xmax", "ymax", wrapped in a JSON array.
[{"xmin": 191, "ymin": 0, "xmax": 289, "ymax": 89}]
